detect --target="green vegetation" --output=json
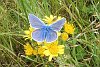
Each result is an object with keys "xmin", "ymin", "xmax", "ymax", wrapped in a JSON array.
[{"xmin": 0, "ymin": 0, "xmax": 100, "ymax": 67}]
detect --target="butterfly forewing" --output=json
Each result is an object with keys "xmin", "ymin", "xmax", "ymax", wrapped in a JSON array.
[
  {"xmin": 28, "ymin": 14, "xmax": 45, "ymax": 29},
  {"xmin": 50, "ymin": 18, "xmax": 66, "ymax": 31}
]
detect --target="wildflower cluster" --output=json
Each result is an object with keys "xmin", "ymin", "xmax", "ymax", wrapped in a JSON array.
[
  {"xmin": 61, "ymin": 22, "xmax": 75, "ymax": 41},
  {"xmin": 23, "ymin": 15, "xmax": 75, "ymax": 61}
]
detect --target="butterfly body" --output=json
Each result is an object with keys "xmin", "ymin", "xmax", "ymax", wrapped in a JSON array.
[
  {"xmin": 28, "ymin": 14, "xmax": 66, "ymax": 43},
  {"xmin": 41, "ymin": 26, "xmax": 52, "ymax": 32}
]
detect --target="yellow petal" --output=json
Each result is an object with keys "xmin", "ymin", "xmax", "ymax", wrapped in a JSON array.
[
  {"xmin": 45, "ymin": 16, "xmax": 50, "ymax": 20},
  {"xmin": 29, "ymin": 26, "xmax": 34, "ymax": 32},
  {"xmin": 57, "ymin": 32, "xmax": 61, "ymax": 36},
  {"xmin": 51, "ymin": 40, "xmax": 58, "ymax": 45},
  {"xmin": 43, "ymin": 50, "xmax": 50, "ymax": 56},
  {"xmin": 52, "ymin": 54, "xmax": 58, "ymax": 57},
  {"xmin": 58, "ymin": 45, "xmax": 64, "ymax": 48},
  {"xmin": 50, "ymin": 15, "xmax": 53, "ymax": 19},
  {"xmin": 49, "ymin": 55, "xmax": 53, "ymax": 61},
  {"xmin": 44, "ymin": 41, "xmax": 51, "ymax": 45},
  {"xmin": 24, "ymin": 30, "xmax": 30, "ymax": 35},
  {"xmin": 37, "ymin": 42, "xmax": 43, "ymax": 45},
  {"xmin": 58, "ymin": 49, "xmax": 64, "ymax": 54}
]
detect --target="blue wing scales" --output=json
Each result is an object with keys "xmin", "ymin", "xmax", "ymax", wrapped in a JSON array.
[
  {"xmin": 32, "ymin": 29, "xmax": 46, "ymax": 42},
  {"xmin": 50, "ymin": 18, "xmax": 66, "ymax": 31},
  {"xmin": 28, "ymin": 14, "xmax": 45, "ymax": 29},
  {"xmin": 46, "ymin": 30, "xmax": 57, "ymax": 43}
]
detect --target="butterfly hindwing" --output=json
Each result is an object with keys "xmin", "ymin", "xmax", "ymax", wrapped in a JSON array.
[
  {"xmin": 50, "ymin": 18, "xmax": 66, "ymax": 31},
  {"xmin": 32, "ymin": 29, "xmax": 46, "ymax": 42},
  {"xmin": 28, "ymin": 14, "xmax": 45, "ymax": 29},
  {"xmin": 46, "ymin": 29, "xmax": 57, "ymax": 43}
]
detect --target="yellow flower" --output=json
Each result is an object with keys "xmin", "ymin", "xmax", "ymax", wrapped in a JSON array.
[
  {"xmin": 43, "ymin": 41, "xmax": 64, "ymax": 61},
  {"xmin": 24, "ymin": 26, "xmax": 34, "ymax": 40},
  {"xmin": 24, "ymin": 43, "xmax": 33, "ymax": 55},
  {"xmin": 32, "ymin": 49, "xmax": 37, "ymax": 55},
  {"xmin": 61, "ymin": 32, "xmax": 68, "ymax": 41},
  {"xmin": 64, "ymin": 23, "xmax": 75, "ymax": 34},
  {"xmin": 37, "ymin": 46, "xmax": 45, "ymax": 56},
  {"xmin": 24, "ymin": 43, "xmax": 37, "ymax": 55},
  {"xmin": 43, "ymin": 15, "xmax": 62, "ymax": 24}
]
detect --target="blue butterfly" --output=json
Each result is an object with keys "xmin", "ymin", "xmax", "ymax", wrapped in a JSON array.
[{"xmin": 28, "ymin": 14, "xmax": 66, "ymax": 43}]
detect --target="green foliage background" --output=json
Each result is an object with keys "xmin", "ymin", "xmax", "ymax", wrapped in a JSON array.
[{"xmin": 0, "ymin": 0, "xmax": 100, "ymax": 67}]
